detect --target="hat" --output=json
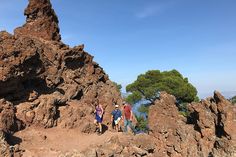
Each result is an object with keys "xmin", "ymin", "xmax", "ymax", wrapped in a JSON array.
[{"xmin": 115, "ymin": 104, "xmax": 119, "ymax": 108}]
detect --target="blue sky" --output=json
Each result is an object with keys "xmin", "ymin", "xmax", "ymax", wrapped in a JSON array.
[{"xmin": 0, "ymin": 0, "xmax": 236, "ymax": 98}]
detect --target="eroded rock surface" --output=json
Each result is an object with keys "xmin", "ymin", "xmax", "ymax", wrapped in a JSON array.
[
  {"xmin": 188, "ymin": 91, "xmax": 236, "ymax": 157},
  {"xmin": 0, "ymin": 130, "xmax": 9, "ymax": 157},
  {"xmin": 148, "ymin": 91, "xmax": 236, "ymax": 157},
  {"xmin": 0, "ymin": 0, "xmax": 122, "ymax": 153},
  {"xmin": 14, "ymin": 0, "xmax": 61, "ymax": 41},
  {"xmin": 59, "ymin": 134, "xmax": 156, "ymax": 157}
]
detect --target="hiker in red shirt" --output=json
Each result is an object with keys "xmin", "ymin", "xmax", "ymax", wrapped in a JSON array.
[{"xmin": 123, "ymin": 101, "xmax": 135, "ymax": 133}]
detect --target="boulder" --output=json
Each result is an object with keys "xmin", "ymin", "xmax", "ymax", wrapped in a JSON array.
[{"xmin": 0, "ymin": 99, "xmax": 22, "ymax": 133}]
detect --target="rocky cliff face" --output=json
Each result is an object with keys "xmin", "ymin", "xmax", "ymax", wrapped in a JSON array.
[
  {"xmin": 0, "ymin": 0, "xmax": 122, "ymax": 156},
  {"xmin": 148, "ymin": 91, "xmax": 236, "ymax": 157}
]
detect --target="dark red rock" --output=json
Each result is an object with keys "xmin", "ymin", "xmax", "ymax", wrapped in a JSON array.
[
  {"xmin": 0, "ymin": 0, "xmax": 122, "ymax": 139},
  {"xmin": 14, "ymin": 0, "xmax": 61, "ymax": 41},
  {"xmin": 148, "ymin": 91, "xmax": 236, "ymax": 157}
]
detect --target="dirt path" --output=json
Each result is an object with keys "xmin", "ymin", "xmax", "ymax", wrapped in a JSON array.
[{"xmin": 14, "ymin": 127, "xmax": 123, "ymax": 157}]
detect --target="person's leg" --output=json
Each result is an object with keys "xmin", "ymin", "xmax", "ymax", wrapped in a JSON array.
[
  {"xmin": 98, "ymin": 122, "xmax": 102, "ymax": 133},
  {"xmin": 114, "ymin": 119, "xmax": 117, "ymax": 131},
  {"xmin": 94, "ymin": 119, "xmax": 98, "ymax": 131},
  {"xmin": 117, "ymin": 121, "xmax": 121, "ymax": 132},
  {"xmin": 115, "ymin": 118, "xmax": 120, "ymax": 131},
  {"xmin": 127, "ymin": 120, "xmax": 131, "ymax": 131},
  {"xmin": 94, "ymin": 119, "xmax": 97, "ymax": 124},
  {"xmin": 127, "ymin": 120, "xmax": 136, "ymax": 134},
  {"xmin": 124, "ymin": 119, "xmax": 128, "ymax": 132}
]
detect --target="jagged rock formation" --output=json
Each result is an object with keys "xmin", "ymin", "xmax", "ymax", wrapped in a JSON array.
[
  {"xmin": 148, "ymin": 91, "xmax": 236, "ymax": 157},
  {"xmin": 0, "ymin": 130, "xmax": 9, "ymax": 157},
  {"xmin": 148, "ymin": 92, "xmax": 200, "ymax": 157},
  {"xmin": 14, "ymin": 0, "xmax": 61, "ymax": 41},
  {"xmin": 188, "ymin": 91, "xmax": 236, "ymax": 157},
  {"xmin": 0, "ymin": 0, "xmax": 122, "ymax": 155},
  {"xmin": 1, "ymin": 0, "xmax": 236, "ymax": 157}
]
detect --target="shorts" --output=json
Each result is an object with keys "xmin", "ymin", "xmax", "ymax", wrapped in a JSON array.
[
  {"xmin": 95, "ymin": 114, "xmax": 103, "ymax": 123},
  {"xmin": 114, "ymin": 117, "xmax": 121, "ymax": 125}
]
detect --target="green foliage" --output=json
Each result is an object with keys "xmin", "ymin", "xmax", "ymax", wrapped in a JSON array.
[
  {"xmin": 126, "ymin": 69, "xmax": 198, "ymax": 103},
  {"xmin": 230, "ymin": 96, "xmax": 236, "ymax": 104},
  {"xmin": 179, "ymin": 111, "xmax": 189, "ymax": 117},
  {"xmin": 125, "ymin": 91, "xmax": 142, "ymax": 105},
  {"xmin": 194, "ymin": 96, "xmax": 200, "ymax": 102},
  {"xmin": 113, "ymin": 82, "xmax": 122, "ymax": 92},
  {"xmin": 178, "ymin": 102, "xmax": 190, "ymax": 117},
  {"xmin": 138, "ymin": 105, "xmax": 149, "ymax": 114},
  {"xmin": 135, "ymin": 115, "xmax": 148, "ymax": 132}
]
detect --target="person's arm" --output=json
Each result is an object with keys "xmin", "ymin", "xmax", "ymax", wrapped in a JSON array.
[
  {"xmin": 111, "ymin": 115, "xmax": 114, "ymax": 122},
  {"xmin": 122, "ymin": 106, "xmax": 125, "ymax": 118},
  {"xmin": 111, "ymin": 111, "xmax": 114, "ymax": 122},
  {"xmin": 130, "ymin": 110, "xmax": 133, "ymax": 121},
  {"xmin": 100, "ymin": 104, "xmax": 104, "ymax": 115},
  {"xmin": 119, "ymin": 110, "xmax": 123, "ymax": 120}
]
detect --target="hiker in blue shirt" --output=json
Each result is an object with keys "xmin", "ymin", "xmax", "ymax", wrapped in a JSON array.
[{"xmin": 111, "ymin": 104, "xmax": 122, "ymax": 132}]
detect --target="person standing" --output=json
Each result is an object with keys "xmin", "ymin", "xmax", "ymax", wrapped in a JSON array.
[
  {"xmin": 123, "ymin": 101, "xmax": 136, "ymax": 134},
  {"xmin": 94, "ymin": 101, "xmax": 104, "ymax": 135},
  {"xmin": 111, "ymin": 104, "xmax": 122, "ymax": 132}
]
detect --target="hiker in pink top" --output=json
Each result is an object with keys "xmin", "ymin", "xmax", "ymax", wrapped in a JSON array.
[{"xmin": 94, "ymin": 100, "xmax": 104, "ymax": 135}]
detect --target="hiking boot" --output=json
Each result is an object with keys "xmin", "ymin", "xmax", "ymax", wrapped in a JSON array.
[
  {"xmin": 98, "ymin": 131, "xmax": 102, "ymax": 136},
  {"xmin": 97, "ymin": 130, "xmax": 102, "ymax": 135}
]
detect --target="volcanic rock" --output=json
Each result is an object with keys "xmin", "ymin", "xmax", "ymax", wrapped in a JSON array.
[
  {"xmin": 148, "ymin": 92, "xmax": 199, "ymax": 157},
  {"xmin": 0, "ymin": 130, "xmax": 9, "ymax": 157},
  {"xmin": 14, "ymin": 0, "xmax": 61, "ymax": 41},
  {"xmin": 0, "ymin": 0, "xmax": 122, "ymax": 150},
  {"xmin": 60, "ymin": 134, "xmax": 156, "ymax": 157},
  {"xmin": 148, "ymin": 91, "xmax": 236, "ymax": 157},
  {"xmin": 188, "ymin": 91, "xmax": 236, "ymax": 156},
  {"xmin": 0, "ymin": 99, "xmax": 23, "ymax": 133}
]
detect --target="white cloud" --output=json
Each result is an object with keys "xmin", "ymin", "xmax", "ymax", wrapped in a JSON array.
[
  {"xmin": 135, "ymin": 1, "xmax": 177, "ymax": 19},
  {"xmin": 136, "ymin": 5, "xmax": 163, "ymax": 19}
]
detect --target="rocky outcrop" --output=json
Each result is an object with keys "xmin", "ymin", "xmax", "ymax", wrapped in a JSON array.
[
  {"xmin": 59, "ymin": 134, "xmax": 156, "ymax": 157},
  {"xmin": 148, "ymin": 92, "xmax": 200, "ymax": 157},
  {"xmin": 14, "ymin": 0, "xmax": 61, "ymax": 41},
  {"xmin": 0, "ymin": 0, "xmax": 122, "ymax": 148},
  {"xmin": 188, "ymin": 91, "xmax": 236, "ymax": 157},
  {"xmin": 87, "ymin": 134, "xmax": 155, "ymax": 157},
  {"xmin": 148, "ymin": 91, "xmax": 236, "ymax": 157},
  {"xmin": 0, "ymin": 130, "xmax": 9, "ymax": 157},
  {"xmin": 0, "ymin": 99, "xmax": 23, "ymax": 133}
]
